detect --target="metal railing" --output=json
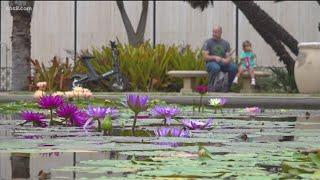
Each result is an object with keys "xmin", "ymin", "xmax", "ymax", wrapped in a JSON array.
[{"xmin": 0, "ymin": 42, "xmax": 12, "ymax": 91}]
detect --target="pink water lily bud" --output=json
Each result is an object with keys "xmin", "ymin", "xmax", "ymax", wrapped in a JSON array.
[{"xmin": 245, "ymin": 106, "xmax": 261, "ymax": 114}]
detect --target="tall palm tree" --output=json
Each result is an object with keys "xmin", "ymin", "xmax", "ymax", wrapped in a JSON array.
[
  {"xmin": 116, "ymin": 1, "xmax": 149, "ymax": 47},
  {"xmin": 9, "ymin": 1, "xmax": 34, "ymax": 91},
  {"xmin": 186, "ymin": 0, "xmax": 299, "ymax": 88}
]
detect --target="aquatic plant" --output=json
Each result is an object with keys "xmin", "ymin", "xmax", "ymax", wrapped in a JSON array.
[
  {"xmin": 72, "ymin": 87, "xmax": 93, "ymax": 100},
  {"xmin": 70, "ymin": 110, "xmax": 89, "ymax": 127},
  {"xmin": 52, "ymin": 91, "xmax": 65, "ymax": 97},
  {"xmin": 126, "ymin": 94, "xmax": 149, "ymax": 134},
  {"xmin": 208, "ymin": 97, "xmax": 227, "ymax": 113},
  {"xmin": 181, "ymin": 119, "xmax": 213, "ymax": 130},
  {"xmin": 150, "ymin": 106, "xmax": 180, "ymax": 125},
  {"xmin": 154, "ymin": 127, "xmax": 189, "ymax": 137},
  {"xmin": 245, "ymin": 106, "xmax": 261, "ymax": 116},
  {"xmin": 195, "ymin": 85, "xmax": 208, "ymax": 112},
  {"xmin": 105, "ymin": 107, "xmax": 119, "ymax": 119},
  {"xmin": 33, "ymin": 90, "xmax": 46, "ymax": 100},
  {"xmin": 21, "ymin": 111, "xmax": 47, "ymax": 127},
  {"xmin": 36, "ymin": 81, "xmax": 47, "ymax": 91},
  {"xmin": 38, "ymin": 95, "xmax": 64, "ymax": 125},
  {"xmin": 102, "ymin": 116, "xmax": 112, "ymax": 135},
  {"xmin": 198, "ymin": 145, "xmax": 214, "ymax": 160},
  {"xmin": 86, "ymin": 106, "xmax": 108, "ymax": 131},
  {"xmin": 56, "ymin": 103, "xmax": 78, "ymax": 124}
]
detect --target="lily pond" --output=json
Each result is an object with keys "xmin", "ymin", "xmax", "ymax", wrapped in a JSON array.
[{"xmin": 0, "ymin": 96, "xmax": 320, "ymax": 179}]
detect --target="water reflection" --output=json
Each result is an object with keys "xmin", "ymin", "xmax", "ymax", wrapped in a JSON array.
[
  {"xmin": 0, "ymin": 151, "xmax": 129, "ymax": 179},
  {"xmin": 295, "ymin": 116, "xmax": 320, "ymax": 129}
]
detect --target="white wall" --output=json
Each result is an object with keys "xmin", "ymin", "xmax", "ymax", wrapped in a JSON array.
[{"xmin": 1, "ymin": 1, "xmax": 320, "ymax": 67}]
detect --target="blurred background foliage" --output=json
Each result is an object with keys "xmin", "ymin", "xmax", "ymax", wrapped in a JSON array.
[
  {"xmin": 30, "ymin": 41, "xmax": 296, "ymax": 93},
  {"xmin": 75, "ymin": 41, "xmax": 206, "ymax": 92}
]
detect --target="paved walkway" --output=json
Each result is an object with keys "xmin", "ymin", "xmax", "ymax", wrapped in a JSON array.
[{"xmin": 0, "ymin": 92, "xmax": 320, "ymax": 109}]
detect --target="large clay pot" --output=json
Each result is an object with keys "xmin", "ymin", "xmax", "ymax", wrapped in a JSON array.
[{"xmin": 295, "ymin": 42, "xmax": 320, "ymax": 93}]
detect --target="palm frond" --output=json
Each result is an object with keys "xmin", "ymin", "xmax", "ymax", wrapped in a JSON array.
[{"xmin": 185, "ymin": 1, "xmax": 214, "ymax": 11}]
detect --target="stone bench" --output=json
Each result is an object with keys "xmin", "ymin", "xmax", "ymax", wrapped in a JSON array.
[
  {"xmin": 167, "ymin": 71, "xmax": 207, "ymax": 93},
  {"xmin": 240, "ymin": 71, "xmax": 271, "ymax": 93},
  {"xmin": 167, "ymin": 70, "xmax": 271, "ymax": 93}
]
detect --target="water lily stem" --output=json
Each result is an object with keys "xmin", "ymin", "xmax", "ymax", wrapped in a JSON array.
[
  {"xmin": 199, "ymin": 95, "xmax": 203, "ymax": 113},
  {"xmin": 97, "ymin": 119, "xmax": 101, "ymax": 132},
  {"xmin": 164, "ymin": 118, "xmax": 167, "ymax": 126},
  {"xmin": 132, "ymin": 113, "xmax": 138, "ymax": 135},
  {"xmin": 49, "ymin": 109, "xmax": 53, "ymax": 125},
  {"xmin": 63, "ymin": 118, "xmax": 68, "ymax": 126}
]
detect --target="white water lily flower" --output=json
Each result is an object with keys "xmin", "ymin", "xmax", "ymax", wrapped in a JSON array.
[{"xmin": 208, "ymin": 98, "xmax": 227, "ymax": 107}]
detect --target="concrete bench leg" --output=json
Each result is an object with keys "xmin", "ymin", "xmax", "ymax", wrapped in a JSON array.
[
  {"xmin": 240, "ymin": 78, "xmax": 254, "ymax": 93},
  {"xmin": 180, "ymin": 77, "xmax": 195, "ymax": 93}
]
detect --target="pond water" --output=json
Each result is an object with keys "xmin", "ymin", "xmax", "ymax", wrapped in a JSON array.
[{"xmin": 0, "ymin": 108, "xmax": 320, "ymax": 179}]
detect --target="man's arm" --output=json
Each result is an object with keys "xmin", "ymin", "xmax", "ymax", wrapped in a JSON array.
[
  {"xmin": 203, "ymin": 50, "xmax": 222, "ymax": 62},
  {"xmin": 222, "ymin": 42, "xmax": 232, "ymax": 63}
]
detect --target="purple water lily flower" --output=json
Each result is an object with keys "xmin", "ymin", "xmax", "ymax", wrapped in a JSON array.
[
  {"xmin": 105, "ymin": 107, "xmax": 119, "ymax": 118},
  {"xmin": 154, "ymin": 127, "xmax": 171, "ymax": 137},
  {"xmin": 38, "ymin": 95, "xmax": 64, "ymax": 109},
  {"xmin": 181, "ymin": 119, "xmax": 213, "ymax": 130},
  {"xmin": 87, "ymin": 105, "xmax": 107, "ymax": 119},
  {"xmin": 126, "ymin": 94, "xmax": 149, "ymax": 134},
  {"xmin": 86, "ymin": 106, "xmax": 117, "ymax": 132},
  {"xmin": 154, "ymin": 127, "xmax": 189, "ymax": 137},
  {"xmin": 170, "ymin": 127, "xmax": 189, "ymax": 137},
  {"xmin": 56, "ymin": 103, "xmax": 78, "ymax": 121},
  {"xmin": 21, "ymin": 111, "xmax": 47, "ymax": 127},
  {"xmin": 38, "ymin": 95, "xmax": 64, "ymax": 125},
  {"xmin": 126, "ymin": 94, "xmax": 149, "ymax": 114},
  {"xmin": 70, "ymin": 110, "xmax": 89, "ymax": 127},
  {"xmin": 151, "ymin": 106, "xmax": 180, "ymax": 125}
]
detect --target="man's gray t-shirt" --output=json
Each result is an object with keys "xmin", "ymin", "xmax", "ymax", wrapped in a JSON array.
[{"xmin": 202, "ymin": 38, "xmax": 230, "ymax": 58}]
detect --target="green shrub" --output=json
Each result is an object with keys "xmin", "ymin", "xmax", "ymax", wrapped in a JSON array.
[
  {"xmin": 255, "ymin": 67, "xmax": 298, "ymax": 93},
  {"xmin": 31, "ymin": 56, "xmax": 76, "ymax": 91},
  {"xmin": 75, "ymin": 41, "xmax": 205, "ymax": 92}
]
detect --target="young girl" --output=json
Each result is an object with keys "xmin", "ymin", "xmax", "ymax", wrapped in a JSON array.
[{"xmin": 233, "ymin": 40, "xmax": 256, "ymax": 85}]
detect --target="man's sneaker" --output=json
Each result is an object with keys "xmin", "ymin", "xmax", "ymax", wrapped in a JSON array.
[{"xmin": 251, "ymin": 78, "xmax": 256, "ymax": 86}]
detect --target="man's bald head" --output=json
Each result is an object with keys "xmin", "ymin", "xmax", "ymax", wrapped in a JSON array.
[{"xmin": 212, "ymin": 25, "xmax": 222, "ymax": 40}]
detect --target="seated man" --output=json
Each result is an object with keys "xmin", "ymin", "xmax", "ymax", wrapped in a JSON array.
[{"xmin": 202, "ymin": 25, "xmax": 237, "ymax": 92}]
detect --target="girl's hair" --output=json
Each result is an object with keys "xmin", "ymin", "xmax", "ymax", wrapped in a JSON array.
[{"xmin": 242, "ymin": 40, "xmax": 252, "ymax": 49}]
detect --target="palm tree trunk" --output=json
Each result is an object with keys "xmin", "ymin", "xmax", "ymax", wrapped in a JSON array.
[
  {"xmin": 9, "ymin": 1, "xmax": 34, "ymax": 90},
  {"xmin": 233, "ymin": 1, "xmax": 298, "ymax": 55},
  {"xmin": 116, "ymin": 1, "xmax": 149, "ymax": 46}
]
